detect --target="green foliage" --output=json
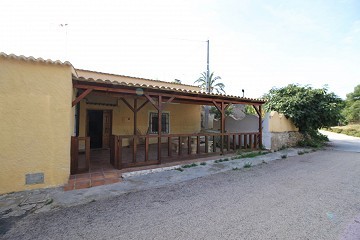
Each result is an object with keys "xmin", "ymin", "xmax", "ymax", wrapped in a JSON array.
[
  {"xmin": 244, "ymin": 105, "xmax": 257, "ymax": 115},
  {"xmin": 243, "ymin": 162, "xmax": 252, "ymax": 168},
  {"xmin": 342, "ymin": 85, "xmax": 360, "ymax": 123},
  {"xmin": 194, "ymin": 72, "xmax": 225, "ymax": 94},
  {"xmin": 210, "ymin": 105, "xmax": 234, "ymax": 120},
  {"xmin": 264, "ymin": 84, "xmax": 344, "ymax": 133},
  {"xmin": 297, "ymin": 131, "xmax": 329, "ymax": 148},
  {"xmin": 236, "ymin": 151, "xmax": 268, "ymax": 159},
  {"xmin": 182, "ymin": 163, "xmax": 198, "ymax": 168}
]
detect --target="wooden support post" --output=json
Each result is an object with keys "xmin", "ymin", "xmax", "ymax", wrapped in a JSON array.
[
  {"xmin": 157, "ymin": 95, "xmax": 162, "ymax": 163},
  {"xmin": 197, "ymin": 136, "xmax": 200, "ymax": 154},
  {"xmin": 258, "ymin": 105, "xmax": 262, "ymax": 149},
  {"xmin": 233, "ymin": 135, "xmax": 236, "ymax": 150},
  {"xmin": 221, "ymin": 102, "xmax": 225, "ymax": 154},
  {"xmin": 168, "ymin": 137, "xmax": 172, "ymax": 157},
  {"xmin": 133, "ymin": 98, "xmax": 137, "ymax": 135},
  {"xmin": 212, "ymin": 135, "xmax": 216, "ymax": 152},
  {"xmin": 205, "ymin": 136, "xmax": 209, "ymax": 153},
  {"xmin": 145, "ymin": 137, "xmax": 149, "ymax": 162}
]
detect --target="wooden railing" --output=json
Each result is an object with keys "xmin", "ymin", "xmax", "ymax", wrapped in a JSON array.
[
  {"xmin": 110, "ymin": 132, "xmax": 261, "ymax": 170},
  {"xmin": 70, "ymin": 136, "xmax": 90, "ymax": 174}
]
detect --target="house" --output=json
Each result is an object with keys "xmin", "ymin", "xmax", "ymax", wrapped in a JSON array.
[{"xmin": 0, "ymin": 53, "xmax": 265, "ymax": 194}]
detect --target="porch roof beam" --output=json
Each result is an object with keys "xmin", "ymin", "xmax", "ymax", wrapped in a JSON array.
[
  {"xmin": 120, "ymin": 98, "xmax": 135, "ymax": 112},
  {"xmin": 72, "ymin": 89, "xmax": 93, "ymax": 107},
  {"xmin": 73, "ymin": 82, "xmax": 264, "ymax": 106},
  {"xmin": 252, "ymin": 105, "xmax": 261, "ymax": 117}
]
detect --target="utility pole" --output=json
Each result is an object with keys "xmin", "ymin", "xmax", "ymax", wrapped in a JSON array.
[{"xmin": 206, "ymin": 40, "xmax": 210, "ymax": 94}]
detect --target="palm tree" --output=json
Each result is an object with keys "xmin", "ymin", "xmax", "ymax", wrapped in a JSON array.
[
  {"xmin": 194, "ymin": 72, "xmax": 225, "ymax": 94},
  {"xmin": 195, "ymin": 72, "xmax": 226, "ymax": 129}
]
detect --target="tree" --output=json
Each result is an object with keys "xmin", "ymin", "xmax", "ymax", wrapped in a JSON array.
[
  {"xmin": 195, "ymin": 71, "xmax": 226, "ymax": 129},
  {"xmin": 264, "ymin": 84, "xmax": 344, "ymax": 133},
  {"xmin": 342, "ymin": 84, "xmax": 360, "ymax": 123},
  {"xmin": 210, "ymin": 105, "xmax": 234, "ymax": 119},
  {"xmin": 194, "ymin": 72, "xmax": 225, "ymax": 94}
]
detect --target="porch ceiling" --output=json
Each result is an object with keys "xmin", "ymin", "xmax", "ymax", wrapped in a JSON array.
[{"xmin": 72, "ymin": 77, "xmax": 266, "ymax": 106}]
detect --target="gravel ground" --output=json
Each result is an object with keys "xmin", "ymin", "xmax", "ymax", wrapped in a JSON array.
[{"xmin": 2, "ymin": 150, "xmax": 360, "ymax": 240}]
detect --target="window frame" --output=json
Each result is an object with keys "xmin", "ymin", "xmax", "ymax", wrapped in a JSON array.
[{"xmin": 149, "ymin": 111, "xmax": 170, "ymax": 134}]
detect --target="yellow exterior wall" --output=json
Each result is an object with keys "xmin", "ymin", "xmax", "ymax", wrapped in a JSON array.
[
  {"xmin": 269, "ymin": 111, "xmax": 298, "ymax": 132},
  {"xmin": 78, "ymin": 95, "xmax": 201, "ymax": 145},
  {"xmin": 0, "ymin": 57, "xmax": 73, "ymax": 194}
]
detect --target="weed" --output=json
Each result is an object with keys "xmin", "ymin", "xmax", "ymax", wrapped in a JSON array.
[
  {"xmin": 182, "ymin": 163, "xmax": 198, "ymax": 168},
  {"xmin": 281, "ymin": 154, "xmax": 287, "ymax": 159},
  {"xmin": 200, "ymin": 162, "xmax": 206, "ymax": 166},
  {"xmin": 175, "ymin": 168, "xmax": 184, "ymax": 172},
  {"xmin": 223, "ymin": 158, "xmax": 229, "ymax": 162},
  {"xmin": 298, "ymin": 151, "xmax": 304, "ymax": 155},
  {"xmin": 45, "ymin": 198, "xmax": 53, "ymax": 205},
  {"xmin": 232, "ymin": 167, "xmax": 240, "ymax": 170},
  {"xmin": 244, "ymin": 161, "xmax": 252, "ymax": 168}
]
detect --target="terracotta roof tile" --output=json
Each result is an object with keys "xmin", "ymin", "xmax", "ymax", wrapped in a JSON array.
[
  {"xmin": 74, "ymin": 76, "xmax": 265, "ymax": 103},
  {"xmin": 0, "ymin": 52, "xmax": 72, "ymax": 66}
]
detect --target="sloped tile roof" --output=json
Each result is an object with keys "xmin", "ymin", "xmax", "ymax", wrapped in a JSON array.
[
  {"xmin": 0, "ymin": 52, "xmax": 73, "ymax": 66},
  {"xmin": 76, "ymin": 69, "xmax": 198, "ymax": 89},
  {"xmin": 74, "ymin": 76, "xmax": 266, "ymax": 103}
]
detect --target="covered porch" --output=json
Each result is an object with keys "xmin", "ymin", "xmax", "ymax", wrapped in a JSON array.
[{"xmin": 70, "ymin": 76, "xmax": 265, "ymax": 175}]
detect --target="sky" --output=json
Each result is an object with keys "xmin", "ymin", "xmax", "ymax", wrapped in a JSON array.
[{"xmin": 1, "ymin": 0, "xmax": 359, "ymax": 99}]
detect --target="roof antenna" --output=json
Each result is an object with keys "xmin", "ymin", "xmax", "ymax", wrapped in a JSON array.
[{"xmin": 242, "ymin": 89, "xmax": 244, "ymax": 97}]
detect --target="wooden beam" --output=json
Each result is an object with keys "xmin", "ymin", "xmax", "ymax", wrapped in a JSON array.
[
  {"xmin": 133, "ymin": 98, "xmax": 137, "ymax": 135},
  {"xmin": 144, "ymin": 93, "xmax": 159, "ymax": 110},
  {"xmin": 252, "ymin": 105, "xmax": 261, "ymax": 116},
  {"xmin": 135, "ymin": 99, "xmax": 149, "ymax": 113},
  {"xmin": 258, "ymin": 105, "xmax": 262, "ymax": 149},
  {"xmin": 157, "ymin": 95, "xmax": 162, "ymax": 164},
  {"xmin": 73, "ymin": 83, "xmax": 265, "ymax": 106},
  {"xmin": 165, "ymin": 96, "xmax": 175, "ymax": 104},
  {"xmin": 72, "ymin": 89, "xmax": 92, "ymax": 107},
  {"xmin": 212, "ymin": 101, "xmax": 221, "ymax": 112},
  {"xmin": 120, "ymin": 98, "xmax": 135, "ymax": 112}
]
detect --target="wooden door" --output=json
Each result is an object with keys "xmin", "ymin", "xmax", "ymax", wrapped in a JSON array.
[{"xmin": 102, "ymin": 110, "xmax": 112, "ymax": 148}]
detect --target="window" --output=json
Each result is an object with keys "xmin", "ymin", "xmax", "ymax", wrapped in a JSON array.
[{"xmin": 149, "ymin": 112, "xmax": 170, "ymax": 134}]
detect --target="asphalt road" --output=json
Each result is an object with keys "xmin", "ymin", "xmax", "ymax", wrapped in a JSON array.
[
  {"xmin": 321, "ymin": 130, "xmax": 360, "ymax": 153},
  {"xmin": 2, "ymin": 133, "xmax": 360, "ymax": 240}
]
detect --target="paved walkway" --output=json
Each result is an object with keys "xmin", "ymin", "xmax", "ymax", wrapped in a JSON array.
[{"xmin": 0, "ymin": 147, "xmax": 310, "ymax": 221}]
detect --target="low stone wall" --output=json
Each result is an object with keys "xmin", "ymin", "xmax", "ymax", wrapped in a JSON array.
[{"xmin": 271, "ymin": 131, "xmax": 303, "ymax": 151}]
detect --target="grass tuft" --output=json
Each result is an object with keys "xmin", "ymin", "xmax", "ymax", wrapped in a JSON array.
[{"xmin": 244, "ymin": 161, "xmax": 252, "ymax": 168}]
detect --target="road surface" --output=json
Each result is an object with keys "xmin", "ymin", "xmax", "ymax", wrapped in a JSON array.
[
  {"xmin": 320, "ymin": 130, "xmax": 360, "ymax": 153},
  {"xmin": 2, "ymin": 132, "xmax": 360, "ymax": 240}
]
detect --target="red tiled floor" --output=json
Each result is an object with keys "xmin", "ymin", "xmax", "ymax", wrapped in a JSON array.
[
  {"xmin": 75, "ymin": 181, "xmax": 91, "ymax": 190},
  {"xmin": 64, "ymin": 149, "xmax": 122, "ymax": 191},
  {"xmin": 91, "ymin": 179, "xmax": 106, "ymax": 187}
]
